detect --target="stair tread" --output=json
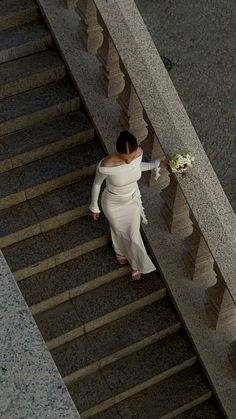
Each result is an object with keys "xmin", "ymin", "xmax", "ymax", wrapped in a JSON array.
[
  {"xmin": 0, "ymin": 140, "xmax": 103, "ymax": 199},
  {"xmin": 52, "ymin": 298, "xmax": 180, "ymax": 378},
  {"xmin": 34, "ymin": 272, "xmax": 163, "ymax": 342},
  {"xmin": 0, "ymin": 19, "xmax": 50, "ymax": 52},
  {"xmin": 0, "ymin": 49, "xmax": 65, "ymax": 89},
  {"xmin": 0, "ymin": 0, "xmax": 37, "ymax": 17},
  {"xmin": 3, "ymin": 214, "xmax": 109, "ymax": 273},
  {"xmin": 0, "ymin": 176, "xmax": 94, "ymax": 238},
  {"xmin": 175, "ymin": 398, "xmax": 224, "ymax": 418},
  {"xmin": 68, "ymin": 330, "xmax": 197, "ymax": 413},
  {"xmin": 19, "ymin": 245, "xmax": 121, "ymax": 307},
  {"xmin": 0, "ymin": 110, "xmax": 93, "ymax": 162},
  {"xmin": 92, "ymin": 364, "xmax": 211, "ymax": 419},
  {"xmin": 0, "ymin": 77, "xmax": 78, "ymax": 125}
]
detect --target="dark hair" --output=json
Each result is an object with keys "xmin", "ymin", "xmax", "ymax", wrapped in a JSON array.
[{"xmin": 116, "ymin": 131, "xmax": 138, "ymax": 154}]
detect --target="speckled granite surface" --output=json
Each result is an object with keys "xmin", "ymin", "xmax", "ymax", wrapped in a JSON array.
[{"xmin": 0, "ymin": 251, "xmax": 80, "ymax": 419}]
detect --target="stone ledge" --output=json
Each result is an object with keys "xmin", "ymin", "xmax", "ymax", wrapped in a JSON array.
[
  {"xmin": 36, "ymin": 0, "xmax": 236, "ymax": 416},
  {"xmin": 0, "ymin": 251, "xmax": 80, "ymax": 419}
]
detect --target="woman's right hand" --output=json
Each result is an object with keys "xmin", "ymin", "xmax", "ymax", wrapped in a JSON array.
[{"xmin": 90, "ymin": 211, "xmax": 100, "ymax": 221}]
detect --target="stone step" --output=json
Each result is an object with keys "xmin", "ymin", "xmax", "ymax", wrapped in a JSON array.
[
  {"xmin": 2, "ymin": 214, "xmax": 110, "ymax": 281},
  {"xmin": 89, "ymin": 364, "xmax": 212, "ymax": 419},
  {"xmin": 67, "ymin": 330, "xmax": 198, "ymax": 416},
  {"xmin": 19, "ymin": 245, "xmax": 128, "ymax": 314},
  {"xmin": 51, "ymin": 298, "xmax": 181, "ymax": 383},
  {"xmin": 0, "ymin": 77, "xmax": 80, "ymax": 136},
  {"xmin": 174, "ymin": 398, "xmax": 224, "ymax": 418},
  {"xmin": 0, "ymin": 139, "xmax": 103, "ymax": 211},
  {"xmin": 0, "ymin": 110, "xmax": 94, "ymax": 173},
  {"xmin": 0, "ymin": 175, "xmax": 95, "ymax": 247},
  {"xmin": 0, "ymin": 0, "xmax": 39, "ymax": 31},
  {"xmin": 34, "ymin": 272, "xmax": 166, "ymax": 350},
  {"xmin": 0, "ymin": 50, "xmax": 66, "ymax": 99},
  {"xmin": 0, "ymin": 19, "xmax": 53, "ymax": 64}
]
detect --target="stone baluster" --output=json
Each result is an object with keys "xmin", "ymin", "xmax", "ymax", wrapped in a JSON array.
[
  {"xmin": 229, "ymin": 341, "xmax": 236, "ymax": 372},
  {"xmin": 65, "ymin": 0, "xmax": 77, "ymax": 8},
  {"xmin": 117, "ymin": 73, "xmax": 148, "ymax": 143},
  {"xmin": 160, "ymin": 173, "xmax": 192, "ymax": 234},
  {"xmin": 184, "ymin": 211, "xmax": 214, "ymax": 280},
  {"xmin": 76, "ymin": 0, "xmax": 103, "ymax": 54},
  {"xmin": 206, "ymin": 263, "xmax": 236, "ymax": 329},
  {"xmin": 96, "ymin": 14, "xmax": 125, "ymax": 97}
]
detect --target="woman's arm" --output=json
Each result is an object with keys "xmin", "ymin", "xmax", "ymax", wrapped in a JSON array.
[
  {"xmin": 140, "ymin": 158, "xmax": 169, "ymax": 171},
  {"xmin": 89, "ymin": 168, "xmax": 106, "ymax": 217},
  {"xmin": 140, "ymin": 160, "xmax": 160, "ymax": 171}
]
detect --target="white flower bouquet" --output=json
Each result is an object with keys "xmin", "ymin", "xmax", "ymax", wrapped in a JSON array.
[{"xmin": 168, "ymin": 149, "xmax": 194, "ymax": 176}]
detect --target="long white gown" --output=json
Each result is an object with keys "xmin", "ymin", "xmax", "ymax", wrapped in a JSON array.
[{"xmin": 89, "ymin": 153, "xmax": 160, "ymax": 274}]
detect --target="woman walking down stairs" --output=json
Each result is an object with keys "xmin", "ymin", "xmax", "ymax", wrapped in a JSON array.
[{"xmin": 0, "ymin": 1, "xmax": 224, "ymax": 417}]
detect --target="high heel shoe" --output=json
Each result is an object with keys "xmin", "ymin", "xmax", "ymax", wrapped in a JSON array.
[{"xmin": 131, "ymin": 270, "xmax": 141, "ymax": 281}]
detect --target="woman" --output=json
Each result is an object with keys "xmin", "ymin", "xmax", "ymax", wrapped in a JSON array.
[{"xmin": 89, "ymin": 131, "xmax": 169, "ymax": 280}]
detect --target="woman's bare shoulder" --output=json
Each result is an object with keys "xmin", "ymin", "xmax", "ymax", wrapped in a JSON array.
[{"xmin": 100, "ymin": 154, "xmax": 117, "ymax": 167}]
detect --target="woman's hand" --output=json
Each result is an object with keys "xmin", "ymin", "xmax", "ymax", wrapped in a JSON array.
[
  {"xmin": 90, "ymin": 211, "xmax": 100, "ymax": 221},
  {"xmin": 159, "ymin": 158, "xmax": 170, "ymax": 169}
]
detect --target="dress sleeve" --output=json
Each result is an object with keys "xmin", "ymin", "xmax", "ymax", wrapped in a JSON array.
[
  {"xmin": 140, "ymin": 160, "xmax": 160, "ymax": 171},
  {"xmin": 89, "ymin": 167, "xmax": 107, "ymax": 213}
]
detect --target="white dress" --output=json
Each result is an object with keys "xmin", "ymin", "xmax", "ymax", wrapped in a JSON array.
[{"xmin": 89, "ymin": 153, "xmax": 160, "ymax": 274}]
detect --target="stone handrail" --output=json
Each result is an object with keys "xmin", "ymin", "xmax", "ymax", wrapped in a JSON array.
[
  {"xmin": 0, "ymin": 251, "xmax": 80, "ymax": 418},
  {"xmin": 69, "ymin": 0, "xmax": 236, "ymax": 361}
]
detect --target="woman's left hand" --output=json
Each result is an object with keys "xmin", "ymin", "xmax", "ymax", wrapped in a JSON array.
[{"xmin": 159, "ymin": 158, "xmax": 170, "ymax": 169}]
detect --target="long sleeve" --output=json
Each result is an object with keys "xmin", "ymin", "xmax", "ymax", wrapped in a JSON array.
[
  {"xmin": 89, "ymin": 168, "xmax": 107, "ymax": 213},
  {"xmin": 140, "ymin": 159, "xmax": 160, "ymax": 171}
]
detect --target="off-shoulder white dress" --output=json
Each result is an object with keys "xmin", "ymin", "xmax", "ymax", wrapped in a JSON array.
[{"xmin": 89, "ymin": 153, "xmax": 160, "ymax": 274}]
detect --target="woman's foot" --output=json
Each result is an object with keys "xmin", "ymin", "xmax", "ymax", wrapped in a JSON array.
[
  {"xmin": 116, "ymin": 255, "xmax": 128, "ymax": 265},
  {"xmin": 131, "ymin": 270, "xmax": 142, "ymax": 281}
]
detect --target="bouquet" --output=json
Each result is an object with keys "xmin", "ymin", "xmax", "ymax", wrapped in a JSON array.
[{"xmin": 168, "ymin": 149, "xmax": 194, "ymax": 176}]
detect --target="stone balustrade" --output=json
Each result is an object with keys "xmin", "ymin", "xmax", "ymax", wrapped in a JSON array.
[{"xmin": 67, "ymin": 0, "xmax": 236, "ymax": 369}]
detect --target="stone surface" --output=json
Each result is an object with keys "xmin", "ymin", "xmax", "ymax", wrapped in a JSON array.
[
  {"xmin": 0, "ymin": 49, "xmax": 65, "ymax": 98},
  {"xmin": 3, "ymin": 231, "xmax": 54, "ymax": 272},
  {"xmin": 19, "ymin": 245, "xmax": 119, "ymax": 307},
  {"xmin": 92, "ymin": 407, "xmax": 121, "ymax": 419},
  {"xmin": 68, "ymin": 332, "xmax": 197, "ymax": 414},
  {"xmin": 72, "ymin": 272, "xmax": 163, "ymax": 324},
  {"xmin": 68, "ymin": 370, "xmax": 113, "ymax": 413},
  {"xmin": 100, "ymin": 330, "xmax": 195, "ymax": 395},
  {"xmin": 0, "ymin": 252, "xmax": 80, "ymax": 419},
  {"xmin": 0, "ymin": 19, "xmax": 52, "ymax": 64},
  {"xmin": 29, "ymin": 175, "xmax": 94, "ymax": 221},
  {"xmin": 135, "ymin": 0, "xmax": 236, "ymax": 212},
  {"xmin": 0, "ymin": 140, "xmax": 103, "ymax": 200},
  {"xmin": 0, "ymin": 0, "xmax": 39, "ymax": 31},
  {"xmin": 3, "ymin": 214, "xmax": 109, "ymax": 272},
  {"xmin": 34, "ymin": 300, "xmax": 82, "ymax": 342},
  {"xmin": 42, "ymin": 213, "xmax": 109, "ymax": 255},
  {"xmin": 0, "ymin": 76, "xmax": 79, "ymax": 128},
  {"xmin": 0, "ymin": 110, "xmax": 93, "ymax": 163},
  {"xmin": 51, "ymin": 298, "xmax": 180, "ymax": 377},
  {"xmin": 0, "ymin": 176, "xmax": 93, "ymax": 242},
  {"xmin": 175, "ymin": 398, "xmax": 224, "ymax": 418},
  {"xmin": 113, "ymin": 364, "xmax": 211, "ymax": 418},
  {"xmin": 0, "ymin": 200, "xmax": 38, "ymax": 239}
]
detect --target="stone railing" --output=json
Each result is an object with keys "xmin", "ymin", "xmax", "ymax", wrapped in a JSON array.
[
  {"xmin": 0, "ymin": 251, "xmax": 80, "ymax": 419},
  {"xmin": 66, "ymin": 0, "xmax": 236, "ymax": 367}
]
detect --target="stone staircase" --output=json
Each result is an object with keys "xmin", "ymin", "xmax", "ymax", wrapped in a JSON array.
[{"xmin": 0, "ymin": 1, "xmax": 224, "ymax": 418}]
